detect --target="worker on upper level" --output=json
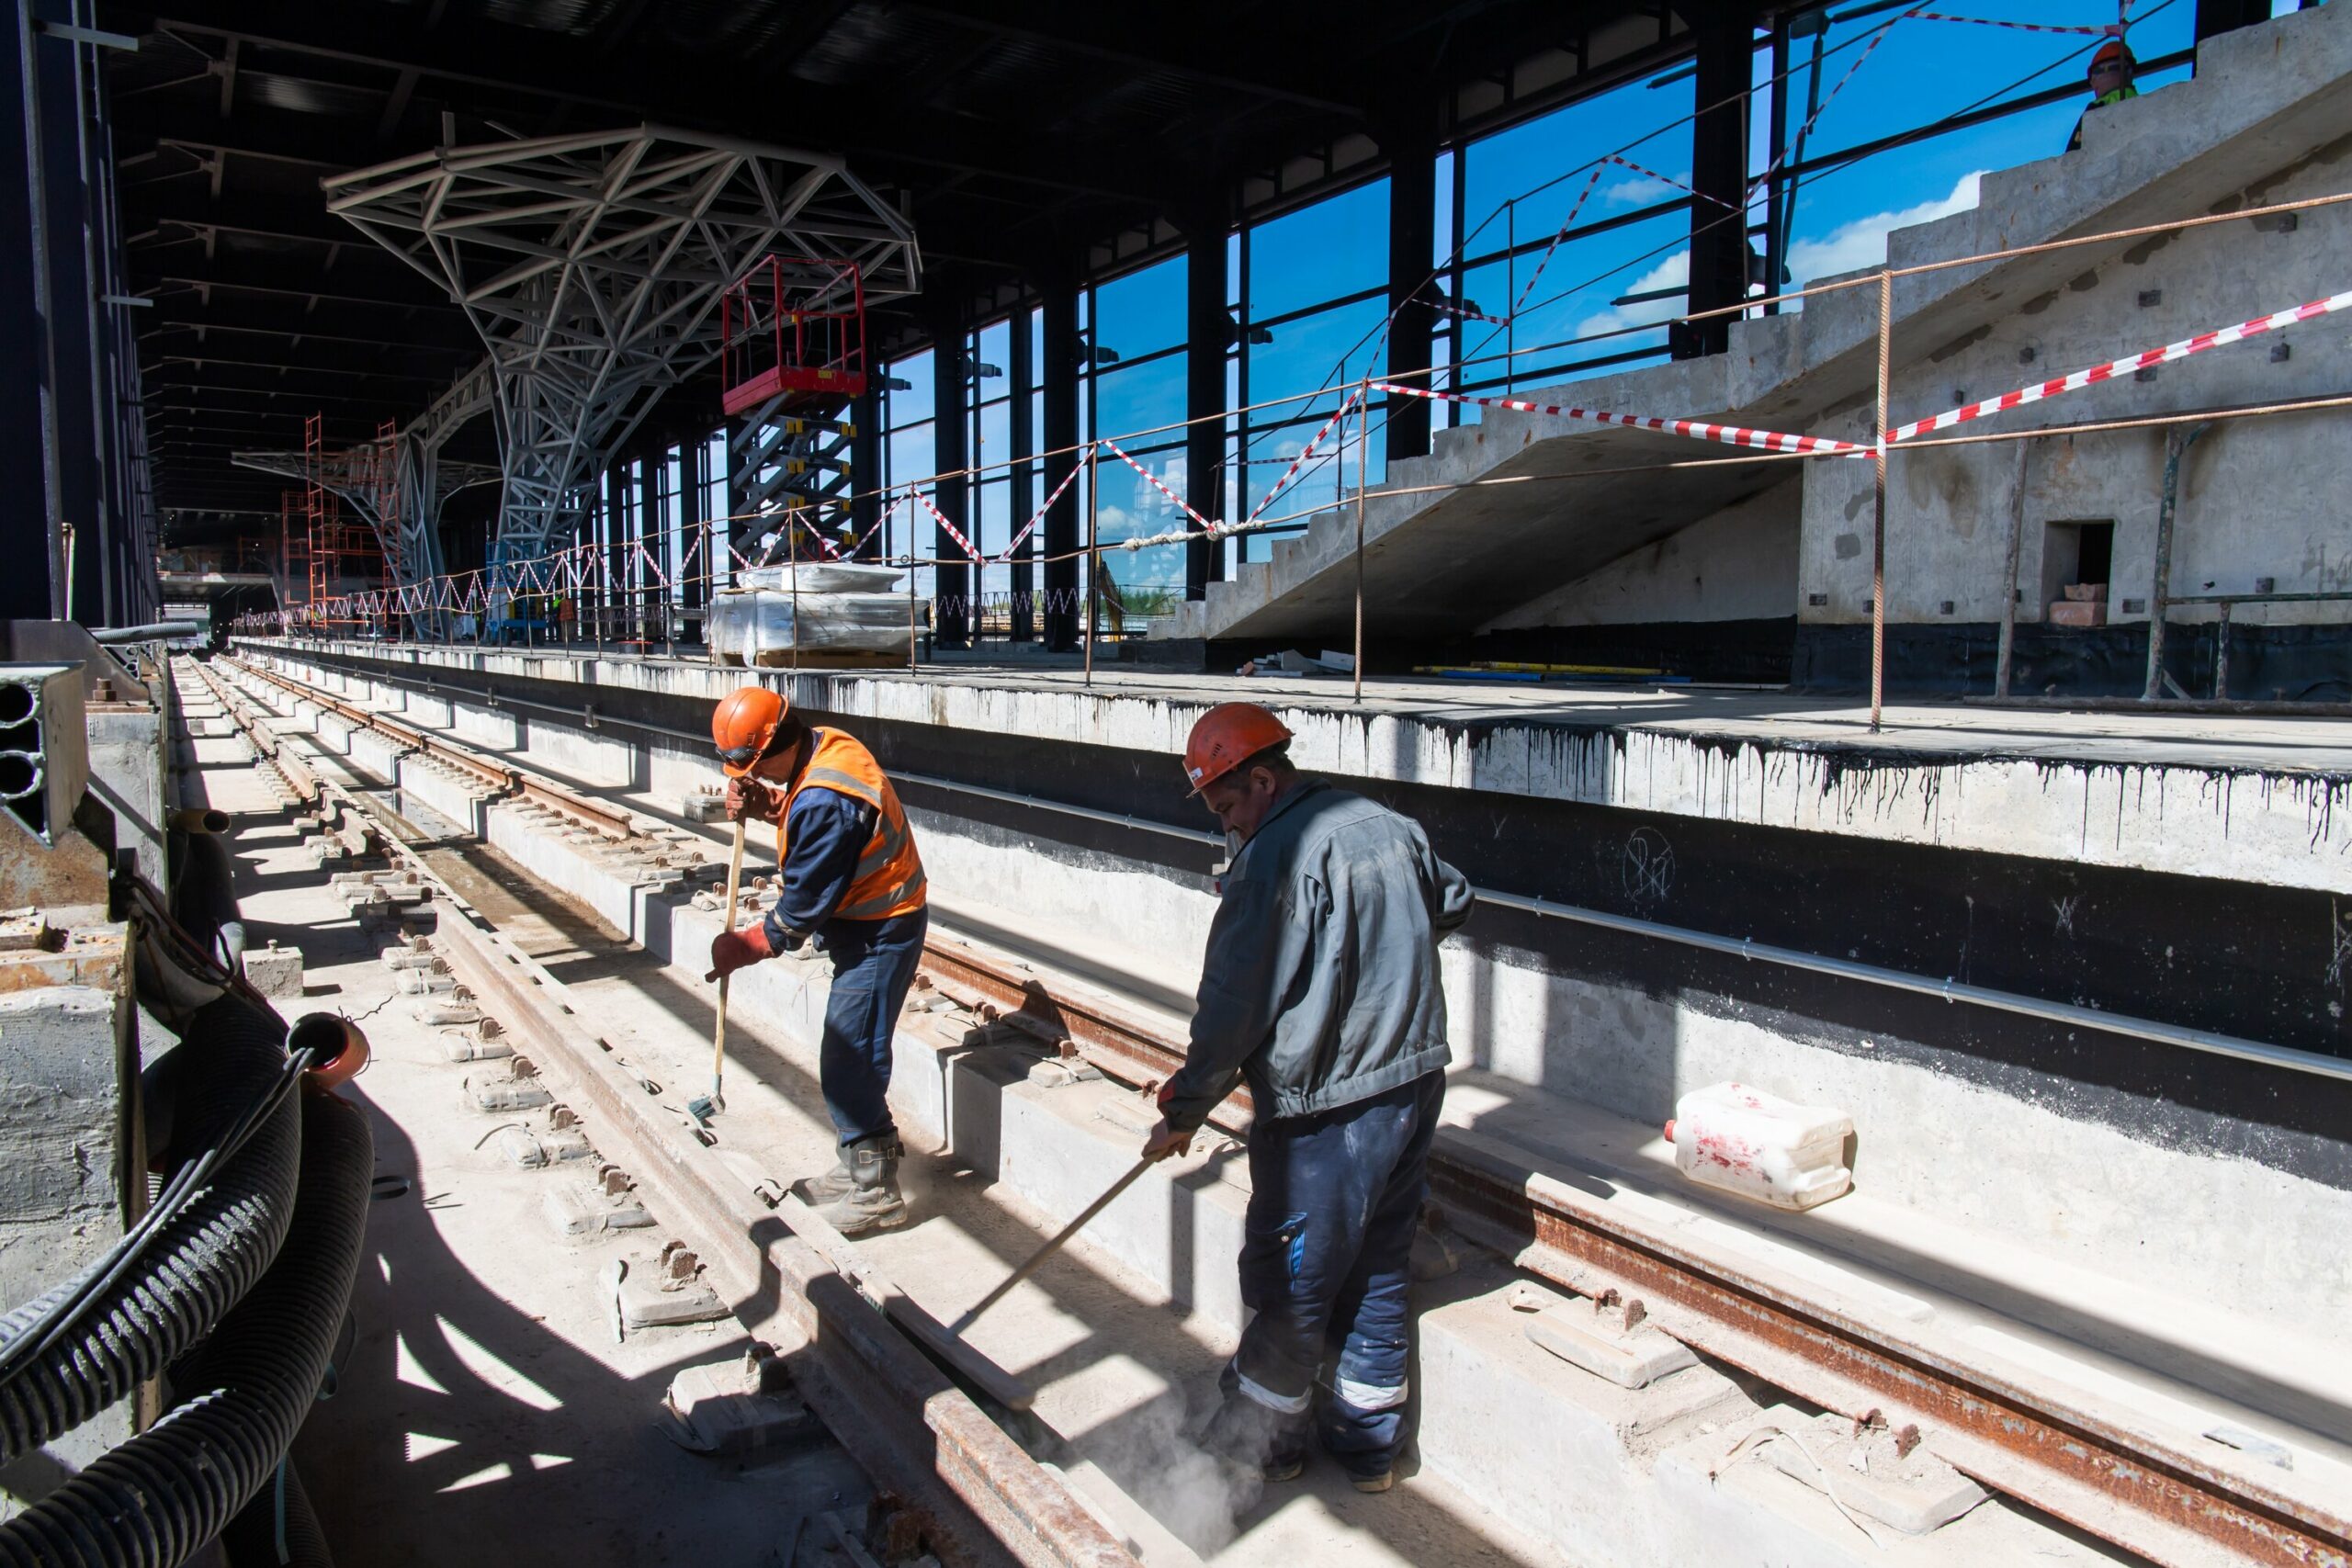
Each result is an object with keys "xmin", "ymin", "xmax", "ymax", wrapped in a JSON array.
[
  {"xmin": 705, "ymin": 685, "xmax": 928, "ymax": 1234},
  {"xmin": 1142, "ymin": 703, "xmax": 1473, "ymax": 1496},
  {"xmin": 2069, "ymin": 38, "xmax": 2139, "ymax": 152}
]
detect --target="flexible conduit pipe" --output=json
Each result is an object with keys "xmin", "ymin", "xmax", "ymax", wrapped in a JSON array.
[
  {"xmin": 0, "ymin": 996, "xmax": 300, "ymax": 1466},
  {"xmin": 220, "ymin": 1459, "xmax": 333, "ymax": 1568},
  {"xmin": 0, "ymin": 1090, "xmax": 372, "ymax": 1568},
  {"xmin": 170, "ymin": 830, "xmax": 247, "ymax": 969}
]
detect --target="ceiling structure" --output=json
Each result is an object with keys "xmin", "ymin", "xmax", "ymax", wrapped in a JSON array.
[{"xmin": 99, "ymin": 0, "xmax": 1724, "ymax": 547}]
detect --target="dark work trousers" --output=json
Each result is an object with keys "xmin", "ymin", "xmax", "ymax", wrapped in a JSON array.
[
  {"xmin": 813, "ymin": 907, "xmax": 929, "ymax": 1145},
  {"xmin": 1226, "ymin": 1069, "xmax": 1444, "ymax": 1476}
]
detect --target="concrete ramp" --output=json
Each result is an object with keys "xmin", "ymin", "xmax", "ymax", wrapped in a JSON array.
[{"xmin": 1166, "ymin": 4, "xmax": 2352, "ymax": 649}]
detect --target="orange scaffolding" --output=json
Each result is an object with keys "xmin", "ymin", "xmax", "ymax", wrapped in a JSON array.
[{"xmin": 302, "ymin": 412, "xmax": 384, "ymax": 629}]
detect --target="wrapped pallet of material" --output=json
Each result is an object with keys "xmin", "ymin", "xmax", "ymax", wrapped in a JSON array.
[
  {"xmin": 707, "ymin": 573, "xmax": 923, "ymax": 667},
  {"xmin": 732, "ymin": 562, "xmax": 904, "ymax": 594}
]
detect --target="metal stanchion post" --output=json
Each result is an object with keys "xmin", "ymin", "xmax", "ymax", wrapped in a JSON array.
[
  {"xmin": 789, "ymin": 511, "xmax": 800, "ymax": 673},
  {"xmin": 1084, "ymin": 442, "xmax": 1099, "ymax": 689},
  {"xmin": 1871, "ymin": 269, "xmax": 1892, "ymax": 733},
  {"xmin": 905, "ymin": 489, "xmax": 920, "ymax": 678},
  {"xmin": 1353, "ymin": 379, "xmax": 1368, "ymax": 705},
  {"xmin": 1995, "ymin": 439, "xmax": 2027, "ymax": 700}
]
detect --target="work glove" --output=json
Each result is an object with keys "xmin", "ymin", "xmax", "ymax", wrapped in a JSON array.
[
  {"xmin": 1142, "ymin": 1078, "xmax": 1196, "ymax": 1162},
  {"xmin": 707, "ymin": 922, "xmax": 775, "ymax": 980},
  {"xmin": 723, "ymin": 776, "xmax": 779, "ymax": 822}
]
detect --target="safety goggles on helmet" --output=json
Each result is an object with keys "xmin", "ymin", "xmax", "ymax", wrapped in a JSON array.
[{"xmin": 716, "ymin": 739, "xmax": 763, "ymax": 770}]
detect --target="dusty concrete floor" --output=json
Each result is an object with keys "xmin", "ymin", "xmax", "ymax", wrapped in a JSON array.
[
  {"xmin": 209, "ymin": 678, "xmax": 1560, "ymax": 1566},
  {"xmin": 175, "ymin": 671, "xmax": 871, "ymax": 1568}
]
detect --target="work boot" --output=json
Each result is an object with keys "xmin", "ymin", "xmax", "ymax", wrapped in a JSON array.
[
  {"xmin": 1198, "ymin": 1393, "xmax": 1306, "ymax": 1483},
  {"xmin": 793, "ymin": 1134, "xmax": 903, "ymax": 1204},
  {"xmin": 808, "ymin": 1134, "xmax": 908, "ymax": 1235}
]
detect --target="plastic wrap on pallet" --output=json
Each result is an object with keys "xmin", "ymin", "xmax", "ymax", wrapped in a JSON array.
[
  {"xmin": 731, "ymin": 562, "xmax": 906, "ymax": 594},
  {"xmin": 707, "ymin": 589, "xmax": 921, "ymax": 665}
]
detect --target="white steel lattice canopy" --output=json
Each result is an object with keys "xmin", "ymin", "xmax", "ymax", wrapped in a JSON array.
[{"xmin": 322, "ymin": 126, "xmax": 921, "ymax": 558}]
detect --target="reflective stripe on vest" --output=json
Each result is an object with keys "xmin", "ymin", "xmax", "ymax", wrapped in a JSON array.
[{"xmin": 769, "ymin": 728, "xmax": 927, "ymax": 922}]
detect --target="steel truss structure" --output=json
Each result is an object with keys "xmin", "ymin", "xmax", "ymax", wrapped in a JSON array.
[
  {"xmin": 320, "ymin": 127, "xmax": 919, "ymax": 563},
  {"xmin": 232, "ymin": 367, "xmax": 500, "ymax": 635}
]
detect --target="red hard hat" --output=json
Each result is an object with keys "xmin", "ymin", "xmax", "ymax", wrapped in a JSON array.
[
  {"xmin": 712, "ymin": 685, "xmax": 787, "ymax": 777},
  {"xmin": 1182, "ymin": 703, "xmax": 1293, "ymax": 795}
]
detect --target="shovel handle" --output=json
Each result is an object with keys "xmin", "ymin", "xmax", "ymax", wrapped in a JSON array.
[{"xmin": 711, "ymin": 818, "xmax": 748, "ymax": 1098}]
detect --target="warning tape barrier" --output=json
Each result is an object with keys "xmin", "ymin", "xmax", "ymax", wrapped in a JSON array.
[
  {"xmin": 1913, "ymin": 14, "xmax": 2120, "ymax": 37},
  {"xmin": 1371, "ymin": 380, "xmax": 1870, "ymax": 457},
  {"xmin": 909, "ymin": 486, "xmax": 987, "ymax": 563},
  {"xmin": 1887, "ymin": 287, "xmax": 2352, "ymax": 444}
]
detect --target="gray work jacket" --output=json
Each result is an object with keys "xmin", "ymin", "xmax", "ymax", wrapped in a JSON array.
[{"xmin": 1161, "ymin": 781, "xmax": 1473, "ymax": 1131}]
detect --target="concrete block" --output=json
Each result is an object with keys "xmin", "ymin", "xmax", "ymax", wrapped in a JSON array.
[
  {"xmin": 1752, "ymin": 1412, "xmax": 1988, "ymax": 1537},
  {"xmin": 619, "ymin": 1274, "xmax": 729, "ymax": 1326},
  {"xmin": 2046, "ymin": 598, "xmax": 2107, "ymax": 627},
  {"xmin": 494, "ymin": 1125, "xmax": 590, "ymax": 1168},
  {"xmin": 1524, "ymin": 1297, "xmax": 1699, "ymax": 1389},
  {"xmin": 661, "ymin": 1353, "xmax": 821, "ymax": 1453},
  {"xmin": 241, "ymin": 941, "xmax": 304, "ymax": 998},
  {"xmin": 540, "ymin": 1184, "xmax": 652, "ymax": 1236},
  {"xmin": 413, "ymin": 999, "xmax": 482, "ymax": 1026},
  {"xmin": 466, "ymin": 1073, "xmax": 551, "ymax": 1112},
  {"xmin": 1024, "ymin": 1058, "xmax": 1102, "ymax": 1088},
  {"xmin": 394, "ymin": 966, "xmax": 456, "ymax": 996},
  {"xmin": 442, "ymin": 1033, "xmax": 514, "ymax": 1062},
  {"xmin": 681, "ymin": 791, "xmax": 728, "ymax": 823}
]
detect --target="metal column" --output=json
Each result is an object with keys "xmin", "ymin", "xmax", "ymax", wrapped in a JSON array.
[
  {"xmin": 1382, "ymin": 108, "xmax": 1437, "ymax": 462},
  {"xmin": 1040, "ymin": 280, "xmax": 1081, "ymax": 651},
  {"xmin": 1183, "ymin": 207, "xmax": 1228, "ymax": 603},
  {"xmin": 931, "ymin": 307, "xmax": 970, "ymax": 648}
]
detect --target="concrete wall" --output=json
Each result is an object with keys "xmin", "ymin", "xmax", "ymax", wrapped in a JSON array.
[
  {"xmin": 1796, "ymin": 152, "xmax": 2352, "ymax": 629},
  {"xmin": 1487, "ymin": 479, "xmax": 1801, "ymax": 629},
  {"xmin": 0, "ymin": 984, "xmax": 136, "ymax": 1512}
]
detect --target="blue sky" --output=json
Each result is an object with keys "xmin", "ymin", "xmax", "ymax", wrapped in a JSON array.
[{"xmin": 884, "ymin": 0, "xmax": 2315, "ymax": 597}]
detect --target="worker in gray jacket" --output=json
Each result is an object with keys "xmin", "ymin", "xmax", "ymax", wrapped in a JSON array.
[{"xmin": 1144, "ymin": 702, "xmax": 1473, "ymax": 1495}]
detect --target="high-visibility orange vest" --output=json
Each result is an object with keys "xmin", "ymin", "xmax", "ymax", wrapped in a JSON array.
[{"xmin": 752, "ymin": 728, "xmax": 927, "ymax": 922}]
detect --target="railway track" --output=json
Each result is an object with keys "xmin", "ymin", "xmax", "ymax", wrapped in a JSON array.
[{"xmin": 209, "ymin": 651, "xmax": 2352, "ymax": 1568}]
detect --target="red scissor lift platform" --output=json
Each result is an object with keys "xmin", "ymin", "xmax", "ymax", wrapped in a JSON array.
[{"xmin": 719, "ymin": 256, "xmax": 869, "ymax": 417}]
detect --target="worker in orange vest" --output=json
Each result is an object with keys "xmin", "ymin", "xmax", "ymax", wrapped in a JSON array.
[{"xmin": 706, "ymin": 685, "xmax": 928, "ymax": 1233}]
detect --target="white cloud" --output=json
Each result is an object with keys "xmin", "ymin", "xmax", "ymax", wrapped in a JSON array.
[
  {"xmin": 1574, "ymin": 250, "xmax": 1690, "ymax": 341},
  {"xmin": 1785, "ymin": 172, "xmax": 1984, "ymax": 287},
  {"xmin": 1599, "ymin": 170, "xmax": 1690, "ymax": 209}
]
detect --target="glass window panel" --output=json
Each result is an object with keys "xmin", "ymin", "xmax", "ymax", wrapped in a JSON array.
[
  {"xmin": 1093, "ymin": 255, "xmax": 1187, "ymax": 360},
  {"xmin": 1094, "ymin": 354, "xmax": 1188, "ymax": 448},
  {"xmin": 1092, "ymin": 446, "xmax": 1187, "ymax": 610},
  {"xmin": 1462, "ymin": 71, "xmax": 1696, "ymax": 264},
  {"xmin": 1779, "ymin": 6, "xmax": 2191, "ymax": 288},
  {"xmin": 1240, "ymin": 295, "xmax": 1388, "ymax": 445},
  {"xmin": 1246, "ymin": 179, "xmax": 1389, "ymax": 321}
]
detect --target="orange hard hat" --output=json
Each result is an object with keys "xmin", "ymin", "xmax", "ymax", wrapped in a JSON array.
[
  {"xmin": 2090, "ymin": 39, "xmax": 2132, "ymax": 71},
  {"xmin": 1182, "ymin": 703, "xmax": 1293, "ymax": 795},
  {"xmin": 713, "ymin": 685, "xmax": 787, "ymax": 777}
]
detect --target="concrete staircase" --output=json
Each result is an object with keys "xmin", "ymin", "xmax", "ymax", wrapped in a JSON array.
[{"xmin": 1160, "ymin": 4, "xmax": 2352, "ymax": 649}]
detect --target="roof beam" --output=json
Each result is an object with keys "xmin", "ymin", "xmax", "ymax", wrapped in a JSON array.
[{"xmin": 130, "ymin": 1, "xmax": 1175, "ymax": 202}]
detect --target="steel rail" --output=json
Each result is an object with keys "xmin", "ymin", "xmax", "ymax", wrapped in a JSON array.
[
  {"xmin": 219, "ymin": 649, "xmax": 2352, "ymax": 1566},
  {"xmin": 195, "ymin": 661, "xmax": 1137, "ymax": 1568},
  {"xmin": 228, "ymin": 645, "xmax": 2352, "ymax": 1086}
]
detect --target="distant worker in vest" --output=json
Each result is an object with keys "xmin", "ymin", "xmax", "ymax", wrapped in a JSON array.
[
  {"xmin": 2068, "ymin": 38, "xmax": 2138, "ymax": 152},
  {"xmin": 705, "ymin": 685, "xmax": 929, "ymax": 1234},
  {"xmin": 1142, "ymin": 703, "xmax": 1472, "ymax": 1495}
]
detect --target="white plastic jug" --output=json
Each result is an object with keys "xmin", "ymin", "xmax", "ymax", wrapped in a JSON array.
[{"xmin": 1663, "ymin": 1083, "xmax": 1853, "ymax": 1211}]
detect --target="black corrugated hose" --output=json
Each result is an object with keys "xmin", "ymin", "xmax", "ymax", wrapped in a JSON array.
[
  {"xmin": 219, "ymin": 1458, "xmax": 333, "ymax": 1568},
  {"xmin": 0, "ymin": 1089, "xmax": 373, "ymax": 1568},
  {"xmin": 0, "ymin": 995, "xmax": 301, "ymax": 1467},
  {"xmin": 170, "ymin": 829, "xmax": 247, "ymax": 969}
]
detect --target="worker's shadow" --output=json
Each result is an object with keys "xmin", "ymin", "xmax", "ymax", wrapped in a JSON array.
[{"xmin": 296, "ymin": 1085, "xmax": 866, "ymax": 1568}]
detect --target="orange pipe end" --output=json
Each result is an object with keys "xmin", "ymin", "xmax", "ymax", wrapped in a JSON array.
[{"xmin": 289, "ymin": 1013, "xmax": 369, "ymax": 1092}]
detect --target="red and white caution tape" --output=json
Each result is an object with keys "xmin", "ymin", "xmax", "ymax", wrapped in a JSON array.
[
  {"xmin": 1099, "ymin": 437, "xmax": 1220, "ymax": 535},
  {"xmin": 1911, "ymin": 13, "xmax": 2120, "ymax": 36},
  {"xmin": 1888, "ymin": 288, "xmax": 2352, "ymax": 443},
  {"xmin": 1244, "ymin": 387, "xmax": 1364, "ymax": 526},
  {"xmin": 1371, "ymin": 380, "xmax": 1870, "ymax": 457},
  {"xmin": 1509, "ymin": 165, "xmax": 1607, "ymax": 321},
  {"xmin": 997, "ymin": 446, "xmax": 1091, "ymax": 561},
  {"xmin": 909, "ymin": 486, "xmax": 987, "ymax": 563}
]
